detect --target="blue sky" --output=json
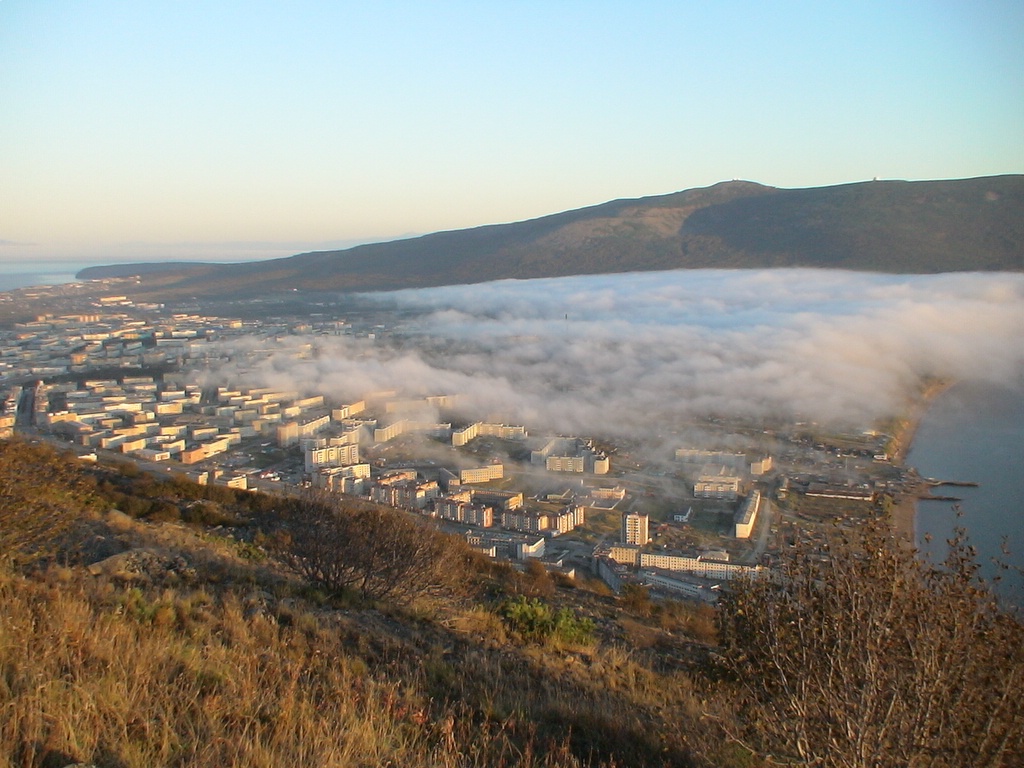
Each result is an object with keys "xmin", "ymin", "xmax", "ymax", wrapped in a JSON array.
[{"xmin": 2, "ymin": 1, "xmax": 1022, "ymax": 264}]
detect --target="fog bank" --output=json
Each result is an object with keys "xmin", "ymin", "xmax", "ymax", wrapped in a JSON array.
[{"xmin": 206, "ymin": 269, "xmax": 1024, "ymax": 437}]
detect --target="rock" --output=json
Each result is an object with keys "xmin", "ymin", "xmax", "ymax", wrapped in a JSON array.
[{"xmin": 87, "ymin": 548, "xmax": 195, "ymax": 583}]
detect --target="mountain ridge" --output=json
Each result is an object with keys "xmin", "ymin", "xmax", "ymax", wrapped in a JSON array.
[{"xmin": 78, "ymin": 175, "xmax": 1024, "ymax": 298}]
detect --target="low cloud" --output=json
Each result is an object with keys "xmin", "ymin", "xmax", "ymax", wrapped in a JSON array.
[{"xmin": 201, "ymin": 269, "xmax": 1024, "ymax": 438}]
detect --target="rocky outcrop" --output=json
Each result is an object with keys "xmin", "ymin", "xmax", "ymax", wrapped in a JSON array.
[{"xmin": 87, "ymin": 548, "xmax": 196, "ymax": 583}]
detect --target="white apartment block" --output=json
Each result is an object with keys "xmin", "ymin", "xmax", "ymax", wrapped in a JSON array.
[
  {"xmin": 638, "ymin": 552, "xmax": 763, "ymax": 581},
  {"xmin": 313, "ymin": 463, "xmax": 371, "ymax": 494},
  {"xmin": 276, "ymin": 414, "xmax": 331, "ymax": 446},
  {"xmin": 694, "ymin": 481, "xmax": 740, "ymax": 500},
  {"xmin": 532, "ymin": 437, "xmax": 610, "ymax": 475},
  {"xmin": 547, "ymin": 455, "xmax": 585, "ymax": 473},
  {"xmin": 734, "ymin": 490, "xmax": 761, "ymax": 539},
  {"xmin": 501, "ymin": 509, "xmax": 549, "ymax": 534},
  {"xmin": 452, "ymin": 422, "xmax": 528, "ymax": 447},
  {"xmin": 549, "ymin": 505, "xmax": 586, "ymax": 534},
  {"xmin": 370, "ymin": 479, "xmax": 439, "ymax": 509},
  {"xmin": 515, "ymin": 538, "xmax": 545, "ymax": 560},
  {"xmin": 330, "ymin": 400, "xmax": 366, "ymax": 420},
  {"xmin": 499, "ymin": 505, "xmax": 584, "ymax": 535},
  {"xmin": 459, "ymin": 464, "xmax": 504, "ymax": 484},
  {"xmin": 677, "ymin": 449, "xmax": 773, "ymax": 477},
  {"xmin": 436, "ymin": 497, "xmax": 495, "ymax": 528},
  {"xmin": 304, "ymin": 441, "xmax": 360, "ymax": 472},
  {"xmin": 694, "ymin": 464, "xmax": 741, "ymax": 499},
  {"xmin": 291, "ymin": 395, "xmax": 325, "ymax": 410},
  {"xmin": 621, "ymin": 512, "xmax": 650, "ymax": 546},
  {"xmin": 373, "ymin": 420, "xmax": 452, "ymax": 443},
  {"xmin": 604, "ymin": 545, "xmax": 641, "ymax": 567}
]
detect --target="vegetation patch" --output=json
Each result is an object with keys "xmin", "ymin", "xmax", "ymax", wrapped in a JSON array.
[{"xmin": 499, "ymin": 595, "xmax": 596, "ymax": 646}]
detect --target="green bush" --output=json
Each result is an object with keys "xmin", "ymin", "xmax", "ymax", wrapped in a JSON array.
[{"xmin": 499, "ymin": 595, "xmax": 595, "ymax": 645}]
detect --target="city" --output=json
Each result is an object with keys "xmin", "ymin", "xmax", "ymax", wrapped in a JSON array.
[{"xmin": 1, "ymin": 276, "xmax": 918, "ymax": 602}]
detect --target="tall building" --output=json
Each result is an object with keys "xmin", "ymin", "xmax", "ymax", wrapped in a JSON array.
[{"xmin": 621, "ymin": 512, "xmax": 649, "ymax": 546}]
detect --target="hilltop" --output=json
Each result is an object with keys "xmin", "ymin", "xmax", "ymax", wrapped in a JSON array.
[{"xmin": 77, "ymin": 175, "xmax": 1024, "ymax": 299}]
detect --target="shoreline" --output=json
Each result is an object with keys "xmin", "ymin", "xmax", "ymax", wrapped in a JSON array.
[
  {"xmin": 886, "ymin": 379, "xmax": 954, "ymax": 542},
  {"xmin": 889, "ymin": 379, "xmax": 953, "ymax": 465}
]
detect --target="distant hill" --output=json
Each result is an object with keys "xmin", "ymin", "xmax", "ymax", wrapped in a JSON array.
[{"xmin": 86, "ymin": 175, "xmax": 1024, "ymax": 298}]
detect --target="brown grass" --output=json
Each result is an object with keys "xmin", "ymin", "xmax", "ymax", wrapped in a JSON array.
[
  {"xmin": 0, "ymin": 440, "xmax": 747, "ymax": 767},
  {"xmin": 0, "ymin": 563, "xmax": 625, "ymax": 768}
]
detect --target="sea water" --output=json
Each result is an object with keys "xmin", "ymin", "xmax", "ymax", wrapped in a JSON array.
[
  {"xmin": 0, "ymin": 261, "xmax": 91, "ymax": 292},
  {"xmin": 908, "ymin": 380, "xmax": 1024, "ymax": 604}
]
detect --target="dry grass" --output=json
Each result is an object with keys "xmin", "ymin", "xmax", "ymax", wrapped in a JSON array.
[
  {"xmin": 0, "ymin": 563, "xmax": 622, "ymax": 768},
  {"xmin": 0, "ymin": 439, "xmax": 747, "ymax": 767}
]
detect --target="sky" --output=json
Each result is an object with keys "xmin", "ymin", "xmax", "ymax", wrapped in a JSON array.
[{"xmin": 2, "ymin": 1, "xmax": 1023, "ymax": 265}]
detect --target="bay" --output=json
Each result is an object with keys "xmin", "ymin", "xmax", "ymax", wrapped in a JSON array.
[
  {"xmin": 0, "ymin": 261, "xmax": 92, "ymax": 292},
  {"xmin": 908, "ymin": 380, "xmax": 1024, "ymax": 605}
]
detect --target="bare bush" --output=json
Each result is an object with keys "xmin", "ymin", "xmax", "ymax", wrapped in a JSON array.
[
  {"xmin": 717, "ymin": 519, "xmax": 1024, "ymax": 767},
  {"xmin": 279, "ymin": 491, "xmax": 466, "ymax": 603}
]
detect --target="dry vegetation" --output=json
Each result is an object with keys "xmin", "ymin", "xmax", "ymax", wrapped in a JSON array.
[
  {"xmin": 1, "ymin": 437, "xmax": 1022, "ymax": 768},
  {"xmin": 718, "ymin": 521, "xmax": 1024, "ymax": 767}
]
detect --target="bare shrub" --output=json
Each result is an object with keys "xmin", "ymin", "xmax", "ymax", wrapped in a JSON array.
[
  {"xmin": 279, "ymin": 491, "xmax": 467, "ymax": 603},
  {"xmin": 618, "ymin": 583, "xmax": 654, "ymax": 617},
  {"xmin": 717, "ymin": 519, "xmax": 1024, "ymax": 767},
  {"xmin": 523, "ymin": 557, "xmax": 555, "ymax": 597}
]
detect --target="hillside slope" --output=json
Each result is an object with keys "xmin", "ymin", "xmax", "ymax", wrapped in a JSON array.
[
  {"xmin": 81, "ymin": 175, "xmax": 1024, "ymax": 299},
  {"xmin": 2, "ymin": 438, "xmax": 1022, "ymax": 767}
]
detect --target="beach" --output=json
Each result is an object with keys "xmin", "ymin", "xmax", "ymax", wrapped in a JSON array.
[{"xmin": 890, "ymin": 481, "xmax": 922, "ymax": 543}]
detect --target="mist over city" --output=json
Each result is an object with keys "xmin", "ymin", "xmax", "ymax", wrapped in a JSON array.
[
  {"xmin": 3, "ymin": 1, "xmax": 1023, "ymax": 762},
  {"xmin": 197, "ymin": 269, "xmax": 1024, "ymax": 439}
]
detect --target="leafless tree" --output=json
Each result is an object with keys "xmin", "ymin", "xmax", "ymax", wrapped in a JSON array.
[{"xmin": 717, "ymin": 518, "xmax": 1024, "ymax": 767}]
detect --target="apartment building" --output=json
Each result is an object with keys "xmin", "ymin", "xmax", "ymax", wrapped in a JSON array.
[
  {"xmin": 531, "ymin": 437, "xmax": 610, "ymax": 474},
  {"xmin": 451, "ymin": 422, "xmax": 528, "ymax": 447},
  {"xmin": 694, "ymin": 464, "xmax": 741, "ymax": 499},
  {"xmin": 330, "ymin": 400, "xmax": 366, "ymax": 420},
  {"xmin": 276, "ymin": 414, "xmax": 330, "ymax": 447},
  {"xmin": 312, "ymin": 463, "xmax": 371, "ymax": 494},
  {"xmin": 435, "ymin": 497, "xmax": 495, "ymax": 528},
  {"xmin": 621, "ymin": 512, "xmax": 650, "ymax": 546},
  {"xmin": 459, "ymin": 463, "xmax": 504, "ymax": 484},
  {"xmin": 304, "ymin": 441, "xmax": 360, "ymax": 472},
  {"xmin": 373, "ymin": 419, "xmax": 452, "ymax": 443},
  {"xmin": 734, "ymin": 490, "xmax": 761, "ymax": 539},
  {"xmin": 638, "ymin": 552, "xmax": 763, "ymax": 581}
]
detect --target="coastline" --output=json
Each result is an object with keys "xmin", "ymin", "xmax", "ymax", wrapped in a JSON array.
[
  {"xmin": 890, "ymin": 483, "xmax": 921, "ymax": 543},
  {"xmin": 886, "ymin": 379, "xmax": 954, "ymax": 542},
  {"xmin": 889, "ymin": 379, "xmax": 953, "ymax": 465}
]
